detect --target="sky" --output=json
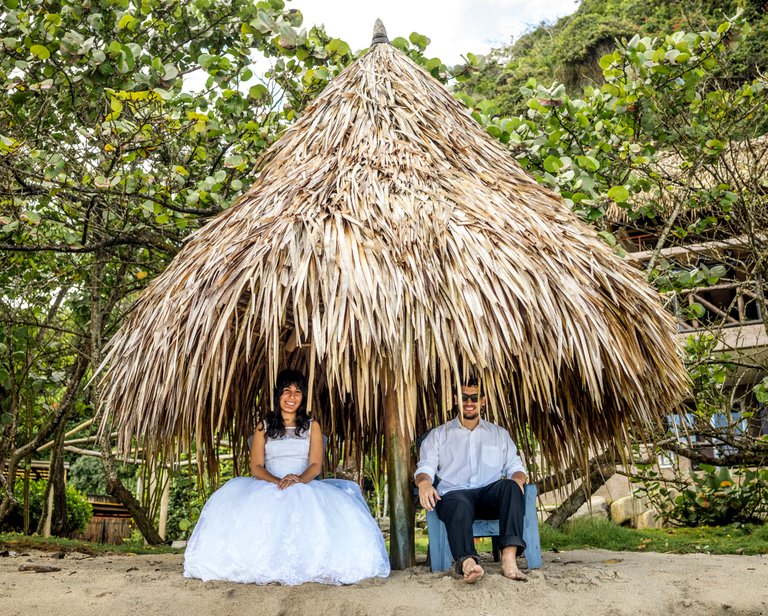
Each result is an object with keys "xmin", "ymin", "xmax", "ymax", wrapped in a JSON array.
[{"xmin": 293, "ymin": 0, "xmax": 580, "ymax": 64}]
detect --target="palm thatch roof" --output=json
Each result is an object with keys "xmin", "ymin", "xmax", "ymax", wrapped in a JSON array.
[{"xmin": 99, "ymin": 32, "xmax": 689, "ymax": 478}]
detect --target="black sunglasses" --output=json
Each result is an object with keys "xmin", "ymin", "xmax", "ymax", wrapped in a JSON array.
[{"xmin": 461, "ymin": 394, "xmax": 480, "ymax": 402}]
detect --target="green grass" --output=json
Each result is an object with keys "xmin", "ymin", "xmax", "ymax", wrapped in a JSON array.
[
  {"xmin": 412, "ymin": 518, "xmax": 768, "ymax": 557},
  {"xmin": 6, "ymin": 519, "xmax": 768, "ymax": 558},
  {"xmin": 0, "ymin": 532, "xmax": 182, "ymax": 555},
  {"xmin": 540, "ymin": 518, "xmax": 768, "ymax": 555}
]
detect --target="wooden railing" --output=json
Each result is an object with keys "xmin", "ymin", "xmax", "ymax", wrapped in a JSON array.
[{"xmin": 665, "ymin": 280, "xmax": 764, "ymax": 332}]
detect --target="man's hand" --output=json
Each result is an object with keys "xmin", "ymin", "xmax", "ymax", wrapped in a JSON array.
[
  {"xmin": 510, "ymin": 472, "xmax": 526, "ymax": 494},
  {"xmin": 418, "ymin": 482, "xmax": 441, "ymax": 511}
]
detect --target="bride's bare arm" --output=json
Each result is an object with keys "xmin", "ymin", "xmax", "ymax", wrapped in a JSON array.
[
  {"xmin": 298, "ymin": 421, "xmax": 323, "ymax": 483},
  {"xmin": 250, "ymin": 425, "xmax": 280, "ymax": 483}
]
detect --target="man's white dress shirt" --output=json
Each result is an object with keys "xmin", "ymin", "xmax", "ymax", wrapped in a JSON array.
[{"xmin": 415, "ymin": 417, "xmax": 526, "ymax": 496}]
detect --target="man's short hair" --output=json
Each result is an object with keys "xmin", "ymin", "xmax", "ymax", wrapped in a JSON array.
[{"xmin": 462, "ymin": 375, "xmax": 479, "ymax": 388}]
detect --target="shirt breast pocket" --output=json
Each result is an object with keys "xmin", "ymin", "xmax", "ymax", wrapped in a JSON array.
[{"xmin": 481, "ymin": 445, "xmax": 501, "ymax": 468}]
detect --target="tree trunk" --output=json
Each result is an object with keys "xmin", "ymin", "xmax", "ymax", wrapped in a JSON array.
[
  {"xmin": 22, "ymin": 458, "xmax": 30, "ymax": 534},
  {"xmin": 99, "ymin": 434, "xmax": 164, "ymax": 545},
  {"xmin": 0, "ymin": 287, "xmax": 70, "ymax": 524},
  {"xmin": 545, "ymin": 454, "xmax": 618, "ymax": 529},
  {"xmin": 0, "ymin": 353, "xmax": 88, "ymax": 526},
  {"xmin": 87, "ymin": 208, "xmax": 163, "ymax": 545},
  {"xmin": 36, "ymin": 419, "xmax": 67, "ymax": 536},
  {"xmin": 50, "ymin": 421, "xmax": 68, "ymax": 536},
  {"xmin": 383, "ymin": 385, "xmax": 414, "ymax": 570}
]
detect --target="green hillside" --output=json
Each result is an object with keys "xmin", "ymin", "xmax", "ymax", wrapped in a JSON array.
[{"xmin": 461, "ymin": 0, "xmax": 768, "ymax": 115}]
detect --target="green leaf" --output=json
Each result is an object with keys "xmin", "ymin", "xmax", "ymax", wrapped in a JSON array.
[
  {"xmin": 753, "ymin": 378, "xmax": 768, "ymax": 403},
  {"xmin": 21, "ymin": 210, "xmax": 40, "ymax": 224},
  {"xmin": 476, "ymin": 100, "xmax": 499, "ymax": 116},
  {"xmin": 224, "ymin": 154, "xmax": 244, "ymax": 168},
  {"xmin": 689, "ymin": 302, "xmax": 706, "ymax": 319},
  {"xmin": 163, "ymin": 64, "xmax": 179, "ymax": 80},
  {"xmin": 327, "ymin": 38, "xmax": 350, "ymax": 56},
  {"xmin": 391, "ymin": 37, "xmax": 409, "ymax": 51},
  {"xmin": 118, "ymin": 13, "xmax": 135, "ymax": 29},
  {"xmin": 248, "ymin": 84, "xmax": 268, "ymax": 100},
  {"xmin": 575, "ymin": 155, "xmax": 600, "ymax": 172},
  {"xmin": 607, "ymin": 186, "xmax": 629, "ymax": 202},
  {"xmin": 597, "ymin": 231, "xmax": 617, "ymax": 247},
  {"xmin": 30, "ymin": 44, "xmax": 50, "ymax": 60},
  {"xmin": 717, "ymin": 21, "xmax": 731, "ymax": 35},
  {"xmin": 409, "ymin": 32, "xmax": 430, "ymax": 51},
  {"xmin": 152, "ymin": 87, "xmax": 172, "ymax": 101},
  {"xmin": 44, "ymin": 13, "xmax": 62, "ymax": 26},
  {"xmin": 599, "ymin": 54, "xmax": 614, "ymax": 69},
  {"xmin": 543, "ymin": 155, "xmax": 563, "ymax": 173}
]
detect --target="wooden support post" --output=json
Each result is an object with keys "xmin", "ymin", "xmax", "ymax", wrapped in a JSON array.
[
  {"xmin": 158, "ymin": 471, "xmax": 170, "ymax": 541},
  {"xmin": 383, "ymin": 388, "xmax": 414, "ymax": 570}
]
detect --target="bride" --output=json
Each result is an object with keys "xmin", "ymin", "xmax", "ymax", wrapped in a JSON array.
[{"xmin": 183, "ymin": 369, "xmax": 391, "ymax": 585}]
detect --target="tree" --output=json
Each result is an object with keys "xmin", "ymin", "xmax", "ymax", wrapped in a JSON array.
[
  {"xmin": 460, "ymin": 12, "xmax": 767, "ymax": 524},
  {"xmin": 0, "ymin": 0, "xmax": 448, "ymax": 541},
  {"xmin": 0, "ymin": 0, "xmax": 358, "ymax": 539},
  {"xmin": 458, "ymin": 0, "xmax": 768, "ymax": 116}
]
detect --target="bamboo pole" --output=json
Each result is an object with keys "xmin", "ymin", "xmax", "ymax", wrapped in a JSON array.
[
  {"xmin": 43, "ymin": 486, "xmax": 53, "ymax": 537},
  {"xmin": 158, "ymin": 471, "xmax": 170, "ymax": 541},
  {"xmin": 383, "ymin": 385, "xmax": 414, "ymax": 570},
  {"xmin": 37, "ymin": 418, "xmax": 95, "ymax": 453}
]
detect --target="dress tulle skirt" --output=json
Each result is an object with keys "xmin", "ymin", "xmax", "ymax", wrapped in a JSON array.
[{"xmin": 183, "ymin": 477, "xmax": 391, "ymax": 585}]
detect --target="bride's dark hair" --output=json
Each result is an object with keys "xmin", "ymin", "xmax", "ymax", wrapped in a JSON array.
[{"xmin": 262, "ymin": 369, "xmax": 311, "ymax": 439}]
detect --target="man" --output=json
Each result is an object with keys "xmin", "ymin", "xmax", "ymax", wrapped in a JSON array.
[{"xmin": 415, "ymin": 377, "xmax": 528, "ymax": 583}]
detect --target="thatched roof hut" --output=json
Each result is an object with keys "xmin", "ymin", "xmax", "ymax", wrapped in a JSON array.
[{"xmin": 99, "ymin": 23, "xmax": 688, "ymax": 565}]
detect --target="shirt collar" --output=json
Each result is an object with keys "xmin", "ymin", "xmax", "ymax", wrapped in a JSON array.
[{"xmin": 448, "ymin": 416, "xmax": 491, "ymax": 431}]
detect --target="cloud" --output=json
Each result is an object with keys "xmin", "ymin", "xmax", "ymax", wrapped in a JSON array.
[{"xmin": 291, "ymin": 0, "xmax": 577, "ymax": 64}]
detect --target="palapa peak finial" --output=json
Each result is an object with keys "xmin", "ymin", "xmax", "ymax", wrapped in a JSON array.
[{"xmin": 371, "ymin": 19, "xmax": 389, "ymax": 45}]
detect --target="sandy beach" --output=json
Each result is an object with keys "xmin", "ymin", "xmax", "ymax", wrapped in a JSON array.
[{"xmin": 1, "ymin": 548, "xmax": 766, "ymax": 616}]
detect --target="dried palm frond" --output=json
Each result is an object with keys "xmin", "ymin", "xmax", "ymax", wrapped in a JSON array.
[{"xmin": 98, "ymin": 38, "xmax": 689, "ymax": 480}]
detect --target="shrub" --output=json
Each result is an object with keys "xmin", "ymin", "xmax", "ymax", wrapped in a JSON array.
[
  {"xmin": 68, "ymin": 455, "xmax": 137, "ymax": 495},
  {"xmin": 165, "ymin": 473, "xmax": 205, "ymax": 541},
  {"xmin": 640, "ymin": 464, "xmax": 768, "ymax": 527},
  {"xmin": 3, "ymin": 478, "xmax": 93, "ymax": 535}
]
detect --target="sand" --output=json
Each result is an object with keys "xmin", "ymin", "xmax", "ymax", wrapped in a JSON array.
[{"xmin": 1, "ymin": 548, "xmax": 766, "ymax": 616}]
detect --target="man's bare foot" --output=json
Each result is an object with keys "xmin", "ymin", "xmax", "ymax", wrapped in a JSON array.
[
  {"xmin": 501, "ymin": 548, "xmax": 528, "ymax": 582},
  {"xmin": 461, "ymin": 558, "xmax": 485, "ymax": 584}
]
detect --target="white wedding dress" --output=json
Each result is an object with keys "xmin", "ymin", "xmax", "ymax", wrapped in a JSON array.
[{"xmin": 183, "ymin": 425, "xmax": 390, "ymax": 585}]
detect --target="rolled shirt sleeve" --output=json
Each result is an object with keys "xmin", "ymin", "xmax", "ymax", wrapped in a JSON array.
[
  {"xmin": 414, "ymin": 429, "xmax": 439, "ymax": 483},
  {"xmin": 501, "ymin": 429, "xmax": 527, "ymax": 478}
]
